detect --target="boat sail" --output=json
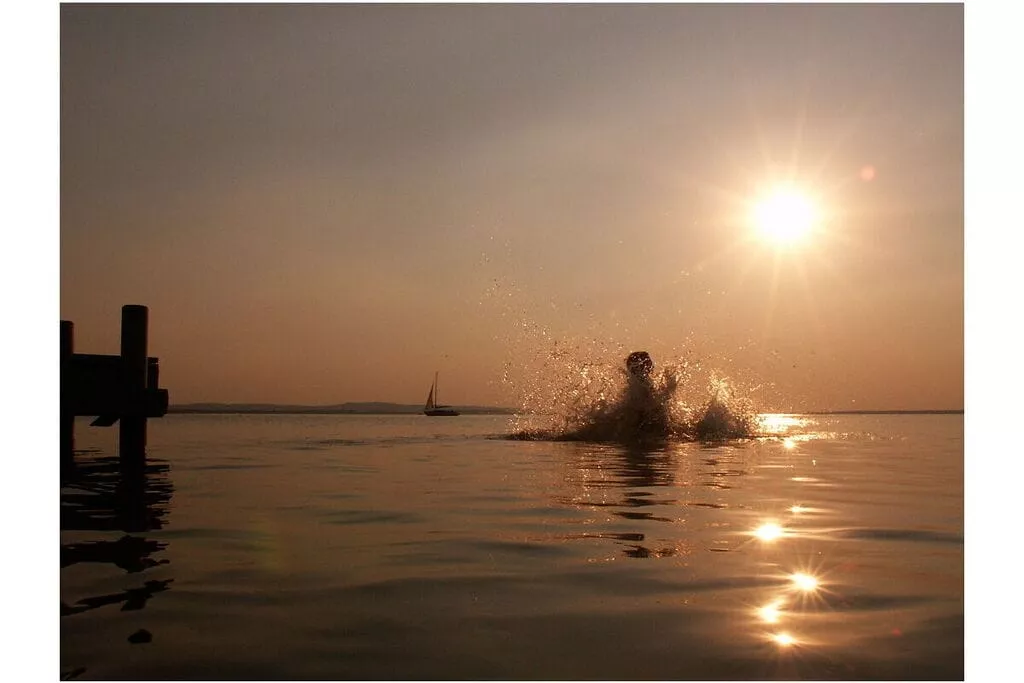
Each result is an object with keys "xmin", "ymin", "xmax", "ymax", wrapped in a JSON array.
[{"xmin": 424, "ymin": 372, "xmax": 459, "ymax": 416}]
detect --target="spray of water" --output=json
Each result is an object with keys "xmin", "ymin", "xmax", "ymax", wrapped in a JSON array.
[
  {"xmin": 482, "ymin": 277, "xmax": 763, "ymax": 444},
  {"xmin": 505, "ymin": 343, "xmax": 757, "ymax": 443}
]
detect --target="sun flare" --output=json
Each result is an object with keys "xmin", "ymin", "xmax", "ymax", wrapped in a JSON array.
[{"xmin": 751, "ymin": 187, "xmax": 817, "ymax": 247}]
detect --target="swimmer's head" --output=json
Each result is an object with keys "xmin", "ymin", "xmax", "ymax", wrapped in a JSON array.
[{"xmin": 626, "ymin": 351, "xmax": 654, "ymax": 379}]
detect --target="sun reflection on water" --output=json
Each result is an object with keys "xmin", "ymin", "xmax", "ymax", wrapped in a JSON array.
[
  {"xmin": 753, "ymin": 522, "xmax": 786, "ymax": 542},
  {"xmin": 771, "ymin": 632, "xmax": 797, "ymax": 647},
  {"xmin": 756, "ymin": 414, "xmax": 810, "ymax": 435},
  {"xmin": 757, "ymin": 599, "xmax": 784, "ymax": 624},
  {"xmin": 789, "ymin": 572, "xmax": 820, "ymax": 592},
  {"xmin": 745, "ymin": 561, "xmax": 833, "ymax": 658}
]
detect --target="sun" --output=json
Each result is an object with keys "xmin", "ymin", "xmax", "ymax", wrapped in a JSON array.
[{"xmin": 751, "ymin": 187, "xmax": 817, "ymax": 247}]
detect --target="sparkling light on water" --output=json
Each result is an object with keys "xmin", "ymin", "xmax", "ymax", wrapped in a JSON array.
[
  {"xmin": 790, "ymin": 573, "xmax": 819, "ymax": 592},
  {"xmin": 758, "ymin": 600, "xmax": 784, "ymax": 624},
  {"xmin": 756, "ymin": 414, "xmax": 809, "ymax": 435},
  {"xmin": 772, "ymin": 632, "xmax": 797, "ymax": 647},
  {"xmin": 754, "ymin": 522, "xmax": 786, "ymax": 542}
]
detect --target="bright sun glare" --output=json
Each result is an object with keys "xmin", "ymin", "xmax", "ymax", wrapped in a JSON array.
[
  {"xmin": 751, "ymin": 187, "xmax": 817, "ymax": 247},
  {"xmin": 790, "ymin": 573, "xmax": 819, "ymax": 592},
  {"xmin": 754, "ymin": 522, "xmax": 785, "ymax": 542}
]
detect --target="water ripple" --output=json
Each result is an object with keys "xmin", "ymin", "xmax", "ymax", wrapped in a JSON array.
[
  {"xmin": 828, "ymin": 527, "xmax": 963, "ymax": 544},
  {"xmin": 321, "ymin": 509, "xmax": 422, "ymax": 525}
]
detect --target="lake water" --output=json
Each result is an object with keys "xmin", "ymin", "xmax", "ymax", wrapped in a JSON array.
[{"xmin": 60, "ymin": 413, "xmax": 963, "ymax": 680}]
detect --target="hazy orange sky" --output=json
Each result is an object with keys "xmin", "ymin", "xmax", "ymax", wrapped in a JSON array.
[{"xmin": 59, "ymin": 3, "xmax": 963, "ymax": 411}]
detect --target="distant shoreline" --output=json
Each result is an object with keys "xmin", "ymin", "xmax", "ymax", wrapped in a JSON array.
[
  {"xmin": 168, "ymin": 402, "xmax": 517, "ymax": 416},
  {"xmin": 167, "ymin": 404, "xmax": 962, "ymax": 417},
  {"xmin": 803, "ymin": 410, "xmax": 963, "ymax": 415}
]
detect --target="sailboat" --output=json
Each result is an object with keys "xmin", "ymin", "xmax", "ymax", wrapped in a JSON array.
[{"xmin": 423, "ymin": 372, "xmax": 459, "ymax": 416}]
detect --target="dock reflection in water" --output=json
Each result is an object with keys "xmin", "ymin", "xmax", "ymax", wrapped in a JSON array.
[{"xmin": 60, "ymin": 450, "xmax": 174, "ymax": 680}]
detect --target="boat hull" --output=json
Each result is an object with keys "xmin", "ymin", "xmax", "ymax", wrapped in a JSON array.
[{"xmin": 424, "ymin": 408, "xmax": 460, "ymax": 416}]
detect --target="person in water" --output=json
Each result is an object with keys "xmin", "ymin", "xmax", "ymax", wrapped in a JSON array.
[
  {"xmin": 622, "ymin": 350, "xmax": 670, "ymax": 435},
  {"xmin": 626, "ymin": 351, "xmax": 654, "ymax": 383},
  {"xmin": 627, "ymin": 351, "xmax": 753, "ymax": 440}
]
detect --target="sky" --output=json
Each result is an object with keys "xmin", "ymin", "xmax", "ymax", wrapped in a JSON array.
[{"xmin": 57, "ymin": 2, "xmax": 964, "ymax": 411}]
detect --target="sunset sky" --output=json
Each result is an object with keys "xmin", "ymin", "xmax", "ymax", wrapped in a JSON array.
[{"xmin": 57, "ymin": 2, "xmax": 965, "ymax": 411}]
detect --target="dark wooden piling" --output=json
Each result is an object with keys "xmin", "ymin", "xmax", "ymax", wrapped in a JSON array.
[
  {"xmin": 60, "ymin": 305, "xmax": 169, "ymax": 468},
  {"xmin": 119, "ymin": 305, "xmax": 149, "ymax": 466},
  {"xmin": 61, "ymin": 320, "xmax": 75, "ymax": 467}
]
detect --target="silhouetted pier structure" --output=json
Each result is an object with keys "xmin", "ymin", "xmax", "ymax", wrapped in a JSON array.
[{"xmin": 61, "ymin": 305, "xmax": 169, "ymax": 468}]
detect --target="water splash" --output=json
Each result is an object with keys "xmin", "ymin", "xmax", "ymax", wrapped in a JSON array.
[
  {"xmin": 483, "ymin": 278, "xmax": 762, "ymax": 444},
  {"xmin": 505, "ymin": 345, "xmax": 757, "ymax": 443}
]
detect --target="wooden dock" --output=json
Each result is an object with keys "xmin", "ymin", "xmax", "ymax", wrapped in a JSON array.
[{"xmin": 61, "ymin": 305, "xmax": 169, "ymax": 467}]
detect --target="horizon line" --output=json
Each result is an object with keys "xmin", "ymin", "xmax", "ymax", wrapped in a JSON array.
[{"xmin": 165, "ymin": 401, "xmax": 964, "ymax": 415}]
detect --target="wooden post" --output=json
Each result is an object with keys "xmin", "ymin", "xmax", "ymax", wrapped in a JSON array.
[
  {"xmin": 61, "ymin": 320, "xmax": 74, "ymax": 467},
  {"xmin": 119, "ymin": 305, "xmax": 149, "ymax": 467}
]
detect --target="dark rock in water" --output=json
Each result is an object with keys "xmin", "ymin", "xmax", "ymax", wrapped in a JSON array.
[{"xmin": 128, "ymin": 628, "xmax": 152, "ymax": 644}]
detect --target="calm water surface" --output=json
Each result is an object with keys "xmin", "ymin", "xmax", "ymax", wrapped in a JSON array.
[{"xmin": 60, "ymin": 413, "xmax": 963, "ymax": 680}]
